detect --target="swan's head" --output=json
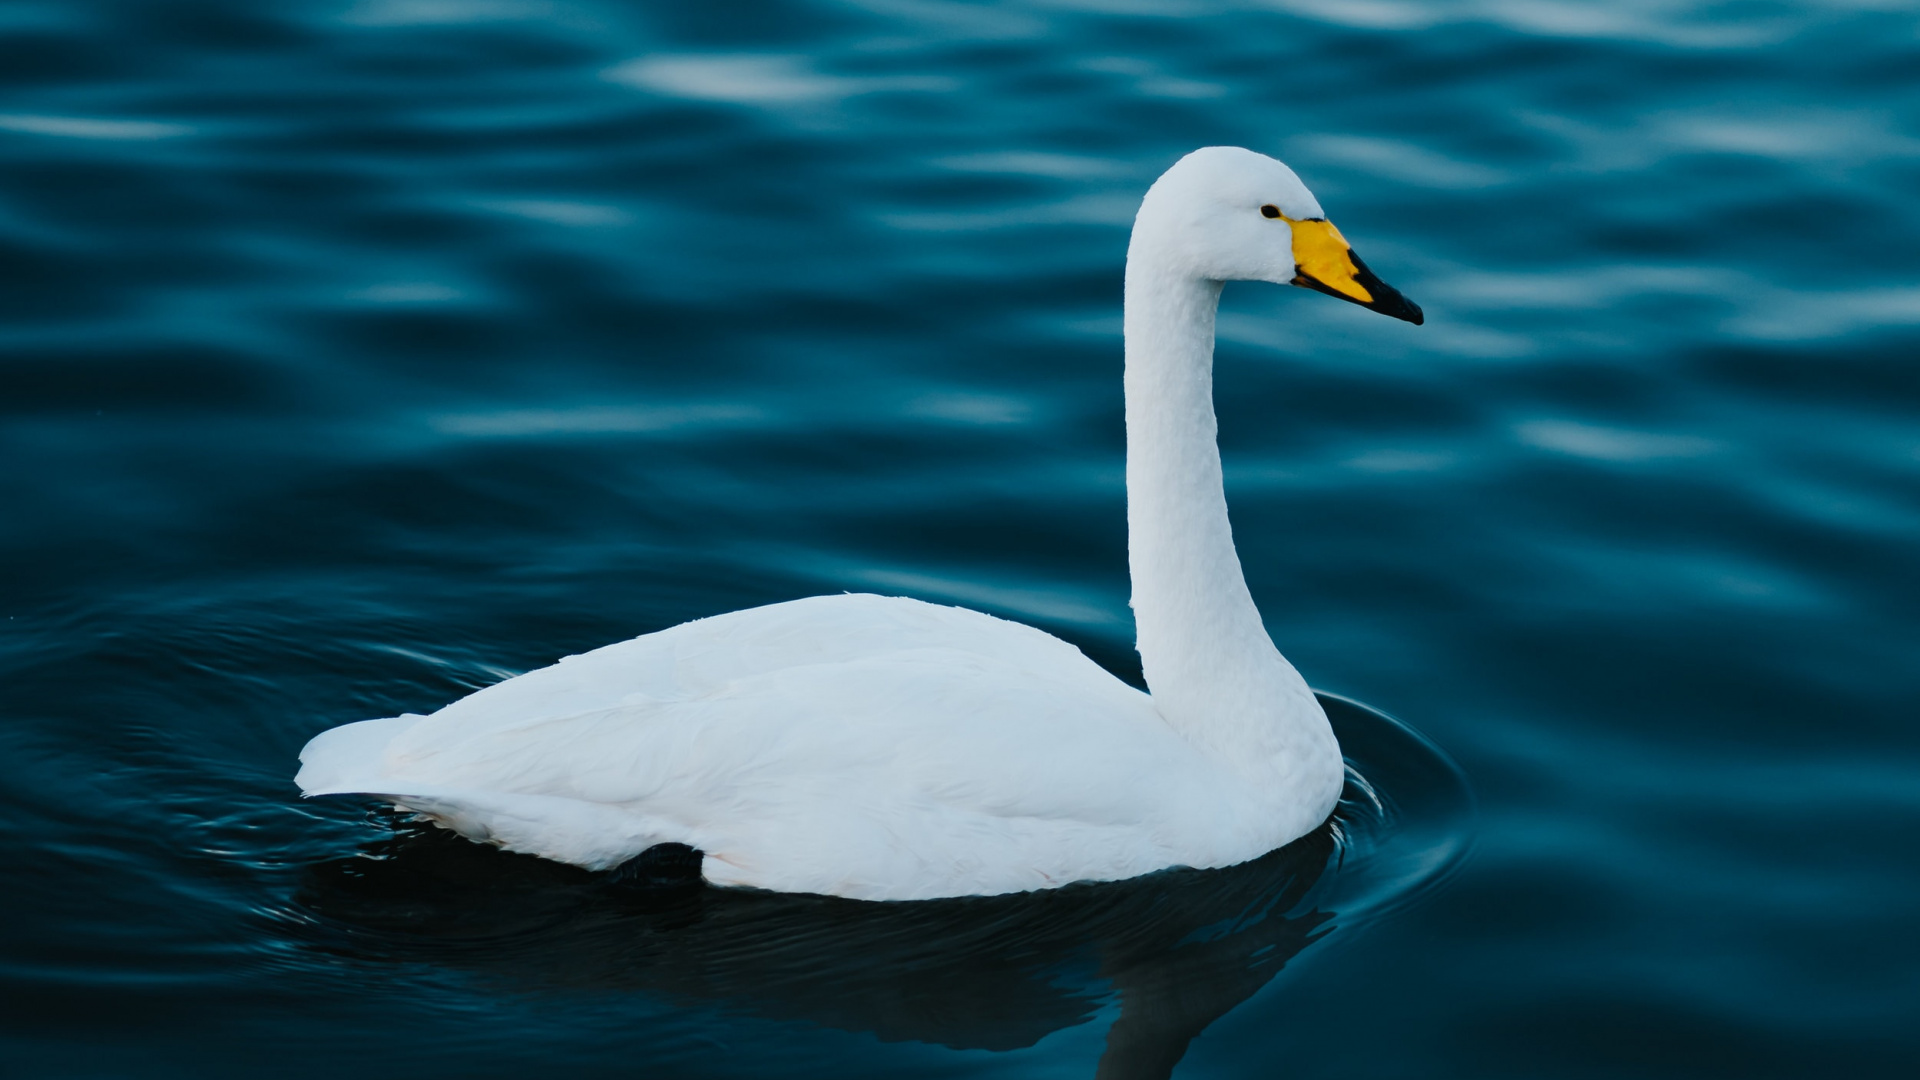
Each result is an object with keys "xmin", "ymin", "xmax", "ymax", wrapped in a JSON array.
[{"xmin": 1135, "ymin": 146, "xmax": 1423, "ymax": 325}]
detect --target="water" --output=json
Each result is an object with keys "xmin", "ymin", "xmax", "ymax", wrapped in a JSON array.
[{"xmin": 2, "ymin": 1, "xmax": 1916, "ymax": 1076}]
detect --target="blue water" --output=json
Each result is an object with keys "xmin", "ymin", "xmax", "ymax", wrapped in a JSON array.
[{"xmin": 3, "ymin": 1, "xmax": 1917, "ymax": 1076}]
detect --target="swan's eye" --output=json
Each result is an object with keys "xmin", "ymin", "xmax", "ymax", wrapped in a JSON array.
[{"xmin": 1260, "ymin": 205, "xmax": 1281, "ymax": 219}]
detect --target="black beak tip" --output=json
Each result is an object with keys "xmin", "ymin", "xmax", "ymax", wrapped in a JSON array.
[
  {"xmin": 1345, "ymin": 253, "xmax": 1424, "ymax": 326},
  {"xmin": 1362, "ymin": 280, "xmax": 1423, "ymax": 325}
]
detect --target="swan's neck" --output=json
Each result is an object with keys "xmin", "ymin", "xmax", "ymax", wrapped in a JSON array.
[{"xmin": 1123, "ymin": 240, "xmax": 1335, "ymax": 775}]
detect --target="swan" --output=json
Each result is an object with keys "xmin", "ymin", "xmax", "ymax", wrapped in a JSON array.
[{"xmin": 297, "ymin": 146, "xmax": 1424, "ymax": 902}]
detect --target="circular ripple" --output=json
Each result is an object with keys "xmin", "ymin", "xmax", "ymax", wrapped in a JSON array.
[{"xmin": 1315, "ymin": 691, "xmax": 1477, "ymax": 924}]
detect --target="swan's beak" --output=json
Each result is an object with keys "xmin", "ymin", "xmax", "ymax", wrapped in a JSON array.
[{"xmin": 1287, "ymin": 217, "xmax": 1424, "ymax": 325}]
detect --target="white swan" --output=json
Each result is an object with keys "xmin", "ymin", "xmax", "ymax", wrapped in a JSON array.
[{"xmin": 298, "ymin": 146, "xmax": 1423, "ymax": 902}]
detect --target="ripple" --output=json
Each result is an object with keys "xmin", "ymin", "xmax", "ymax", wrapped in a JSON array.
[
  {"xmin": 604, "ymin": 54, "xmax": 956, "ymax": 106},
  {"xmin": 427, "ymin": 402, "xmax": 766, "ymax": 438},
  {"xmin": 0, "ymin": 114, "xmax": 191, "ymax": 141},
  {"xmin": 1515, "ymin": 419, "xmax": 1719, "ymax": 463}
]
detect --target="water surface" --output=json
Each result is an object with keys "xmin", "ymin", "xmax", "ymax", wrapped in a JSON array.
[{"xmin": 2, "ymin": 1, "xmax": 1918, "ymax": 1077}]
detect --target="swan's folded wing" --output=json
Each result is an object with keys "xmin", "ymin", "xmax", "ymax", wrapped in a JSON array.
[
  {"xmin": 291, "ymin": 595, "xmax": 1198, "ymax": 894},
  {"xmin": 390, "ymin": 594, "xmax": 1106, "ymax": 748}
]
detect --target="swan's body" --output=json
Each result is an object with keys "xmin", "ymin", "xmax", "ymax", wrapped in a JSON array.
[
  {"xmin": 300, "ymin": 594, "xmax": 1327, "ymax": 900},
  {"xmin": 298, "ymin": 147, "xmax": 1422, "ymax": 901}
]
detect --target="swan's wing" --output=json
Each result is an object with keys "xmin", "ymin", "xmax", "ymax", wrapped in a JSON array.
[
  {"xmin": 390, "ymin": 593, "xmax": 1104, "ymax": 746},
  {"xmin": 373, "ymin": 649, "xmax": 1195, "ymax": 895},
  {"xmin": 299, "ymin": 593, "xmax": 1123, "ymax": 806},
  {"xmin": 297, "ymin": 594, "xmax": 1204, "ymax": 895},
  {"xmin": 370, "ymin": 646, "xmax": 1171, "ymax": 825}
]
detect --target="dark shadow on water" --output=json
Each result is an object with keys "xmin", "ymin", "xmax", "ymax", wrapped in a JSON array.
[{"xmin": 289, "ymin": 695, "xmax": 1470, "ymax": 1079}]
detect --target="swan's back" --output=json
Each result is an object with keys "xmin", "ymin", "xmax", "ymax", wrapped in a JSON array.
[{"xmin": 423, "ymin": 592, "xmax": 1116, "ymax": 733}]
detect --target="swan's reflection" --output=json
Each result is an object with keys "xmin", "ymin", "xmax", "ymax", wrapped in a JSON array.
[{"xmin": 296, "ymin": 814, "xmax": 1340, "ymax": 1078}]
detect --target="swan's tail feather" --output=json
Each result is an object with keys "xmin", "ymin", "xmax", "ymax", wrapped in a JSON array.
[
  {"xmin": 295, "ymin": 714, "xmax": 424, "ymax": 796},
  {"xmin": 298, "ymin": 716, "xmax": 684, "ymax": 872}
]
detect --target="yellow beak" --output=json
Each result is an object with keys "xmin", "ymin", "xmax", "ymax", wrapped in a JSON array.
[{"xmin": 1286, "ymin": 217, "xmax": 1423, "ymax": 324}]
